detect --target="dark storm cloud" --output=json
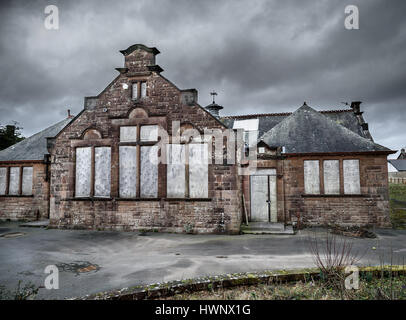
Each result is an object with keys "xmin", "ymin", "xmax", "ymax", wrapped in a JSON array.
[{"xmin": 0, "ymin": 0, "xmax": 405, "ymax": 155}]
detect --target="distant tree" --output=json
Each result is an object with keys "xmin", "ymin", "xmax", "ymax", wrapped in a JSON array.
[{"xmin": 0, "ymin": 121, "xmax": 25, "ymax": 150}]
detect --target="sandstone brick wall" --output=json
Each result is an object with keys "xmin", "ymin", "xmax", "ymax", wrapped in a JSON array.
[
  {"xmin": 0, "ymin": 163, "xmax": 49, "ymax": 221},
  {"xmin": 283, "ymin": 154, "xmax": 391, "ymax": 227},
  {"xmin": 49, "ymin": 47, "xmax": 242, "ymax": 234}
]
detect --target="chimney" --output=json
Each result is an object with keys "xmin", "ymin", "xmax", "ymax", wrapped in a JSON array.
[
  {"xmin": 5, "ymin": 125, "xmax": 15, "ymax": 136},
  {"xmin": 399, "ymin": 148, "xmax": 406, "ymax": 159},
  {"xmin": 67, "ymin": 109, "xmax": 74, "ymax": 119},
  {"xmin": 350, "ymin": 101, "xmax": 362, "ymax": 114}
]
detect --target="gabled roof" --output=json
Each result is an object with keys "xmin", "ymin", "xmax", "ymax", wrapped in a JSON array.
[
  {"xmin": 0, "ymin": 118, "xmax": 72, "ymax": 162},
  {"xmin": 388, "ymin": 160, "xmax": 406, "ymax": 171},
  {"xmin": 261, "ymin": 103, "xmax": 391, "ymax": 154},
  {"xmin": 221, "ymin": 108, "xmax": 371, "ymax": 140}
]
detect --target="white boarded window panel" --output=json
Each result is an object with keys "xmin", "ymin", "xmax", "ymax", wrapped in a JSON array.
[
  {"xmin": 120, "ymin": 126, "xmax": 137, "ymax": 142},
  {"xmin": 0, "ymin": 167, "xmax": 7, "ymax": 195},
  {"xmin": 132, "ymin": 83, "xmax": 138, "ymax": 100},
  {"xmin": 140, "ymin": 146, "xmax": 158, "ymax": 198},
  {"xmin": 167, "ymin": 144, "xmax": 186, "ymax": 198},
  {"xmin": 22, "ymin": 167, "xmax": 33, "ymax": 195},
  {"xmin": 119, "ymin": 146, "xmax": 137, "ymax": 198},
  {"xmin": 141, "ymin": 82, "xmax": 147, "ymax": 98},
  {"xmin": 304, "ymin": 160, "xmax": 320, "ymax": 194},
  {"xmin": 323, "ymin": 160, "xmax": 340, "ymax": 194},
  {"xmin": 9, "ymin": 167, "xmax": 20, "ymax": 195},
  {"xmin": 140, "ymin": 125, "xmax": 158, "ymax": 142},
  {"xmin": 75, "ymin": 147, "xmax": 92, "ymax": 197},
  {"xmin": 94, "ymin": 147, "xmax": 111, "ymax": 197},
  {"xmin": 343, "ymin": 159, "xmax": 361, "ymax": 194},
  {"xmin": 189, "ymin": 144, "xmax": 209, "ymax": 198}
]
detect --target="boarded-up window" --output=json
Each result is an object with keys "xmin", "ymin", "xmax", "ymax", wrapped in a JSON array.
[
  {"xmin": 9, "ymin": 167, "xmax": 20, "ymax": 195},
  {"xmin": 120, "ymin": 126, "xmax": 137, "ymax": 142},
  {"xmin": 140, "ymin": 125, "xmax": 158, "ymax": 142},
  {"xmin": 141, "ymin": 82, "xmax": 147, "ymax": 98},
  {"xmin": 343, "ymin": 159, "xmax": 361, "ymax": 194},
  {"xmin": 132, "ymin": 83, "xmax": 138, "ymax": 100},
  {"xmin": 119, "ymin": 146, "xmax": 137, "ymax": 198},
  {"xmin": 140, "ymin": 146, "xmax": 158, "ymax": 198},
  {"xmin": 323, "ymin": 160, "xmax": 340, "ymax": 194},
  {"xmin": 94, "ymin": 147, "xmax": 111, "ymax": 197},
  {"xmin": 189, "ymin": 144, "xmax": 208, "ymax": 198},
  {"xmin": 22, "ymin": 167, "xmax": 33, "ymax": 196},
  {"xmin": 75, "ymin": 147, "xmax": 92, "ymax": 197},
  {"xmin": 167, "ymin": 144, "xmax": 186, "ymax": 198},
  {"xmin": 304, "ymin": 160, "xmax": 320, "ymax": 194},
  {"xmin": 0, "ymin": 167, "xmax": 6, "ymax": 195}
]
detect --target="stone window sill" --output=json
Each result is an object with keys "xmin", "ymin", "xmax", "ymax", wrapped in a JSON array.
[
  {"xmin": 0, "ymin": 195, "xmax": 34, "ymax": 198},
  {"xmin": 301, "ymin": 194, "xmax": 367, "ymax": 198},
  {"xmin": 164, "ymin": 198, "xmax": 212, "ymax": 202},
  {"xmin": 62, "ymin": 197, "xmax": 212, "ymax": 202}
]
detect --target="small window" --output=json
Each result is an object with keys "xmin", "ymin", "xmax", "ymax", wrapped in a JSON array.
[
  {"xmin": 94, "ymin": 147, "xmax": 111, "ymax": 197},
  {"xmin": 22, "ymin": 167, "xmax": 33, "ymax": 196},
  {"xmin": 75, "ymin": 147, "xmax": 92, "ymax": 197},
  {"xmin": 0, "ymin": 167, "xmax": 7, "ymax": 195},
  {"xmin": 132, "ymin": 83, "xmax": 138, "ymax": 100},
  {"xmin": 9, "ymin": 167, "xmax": 20, "ymax": 195},
  {"xmin": 140, "ymin": 125, "xmax": 158, "ymax": 142},
  {"xmin": 343, "ymin": 159, "xmax": 361, "ymax": 194},
  {"xmin": 304, "ymin": 160, "xmax": 320, "ymax": 194},
  {"xmin": 140, "ymin": 146, "xmax": 158, "ymax": 198},
  {"xmin": 167, "ymin": 144, "xmax": 186, "ymax": 198},
  {"xmin": 119, "ymin": 146, "xmax": 138, "ymax": 198},
  {"xmin": 131, "ymin": 81, "xmax": 147, "ymax": 100},
  {"xmin": 258, "ymin": 147, "xmax": 265, "ymax": 154},
  {"xmin": 141, "ymin": 82, "xmax": 147, "ymax": 98},
  {"xmin": 120, "ymin": 126, "xmax": 137, "ymax": 142},
  {"xmin": 323, "ymin": 160, "xmax": 340, "ymax": 194},
  {"xmin": 189, "ymin": 143, "xmax": 208, "ymax": 198}
]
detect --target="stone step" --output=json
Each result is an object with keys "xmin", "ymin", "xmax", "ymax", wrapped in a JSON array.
[
  {"xmin": 241, "ymin": 223, "xmax": 295, "ymax": 235},
  {"xmin": 19, "ymin": 220, "xmax": 49, "ymax": 228},
  {"xmin": 248, "ymin": 222, "xmax": 285, "ymax": 231}
]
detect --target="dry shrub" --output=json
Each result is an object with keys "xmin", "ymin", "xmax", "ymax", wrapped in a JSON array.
[{"xmin": 307, "ymin": 231, "xmax": 363, "ymax": 298}]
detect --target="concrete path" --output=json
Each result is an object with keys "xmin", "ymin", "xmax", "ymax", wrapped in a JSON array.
[{"xmin": 0, "ymin": 221, "xmax": 405, "ymax": 299}]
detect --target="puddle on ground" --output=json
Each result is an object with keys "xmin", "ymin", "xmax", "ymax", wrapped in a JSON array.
[{"xmin": 56, "ymin": 261, "xmax": 100, "ymax": 276}]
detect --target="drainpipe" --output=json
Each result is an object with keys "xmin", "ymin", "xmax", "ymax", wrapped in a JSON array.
[{"xmin": 44, "ymin": 154, "xmax": 51, "ymax": 219}]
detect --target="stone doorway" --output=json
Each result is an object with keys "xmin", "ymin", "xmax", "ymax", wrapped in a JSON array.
[{"xmin": 250, "ymin": 168, "xmax": 277, "ymax": 222}]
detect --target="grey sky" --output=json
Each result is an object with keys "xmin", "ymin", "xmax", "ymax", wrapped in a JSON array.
[{"xmin": 0, "ymin": 0, "xmax": 405, "ymax": 157}]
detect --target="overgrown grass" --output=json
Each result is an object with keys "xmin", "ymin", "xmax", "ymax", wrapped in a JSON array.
[
  {"xmin": 161, "ymin": 276, "xmax": 406, "ymax": 300},
  {"xmin": 389, "ymin": 184, "xmax": 406, "ymax": 229},
  {"xmin": 0, "ymin": 281, "xmax": 39, "ymax": 300}
]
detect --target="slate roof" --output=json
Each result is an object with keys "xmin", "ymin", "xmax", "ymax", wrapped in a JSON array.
[
  {"xmin": 221, "ymin": 109, "xmax": 369, "ymax": 140},
  {"xmin": 260, "ymin": 104, "xmax": 391, "ymax": 154},
  {"xmin": 0, "ymin": 118, "xmax": 72, "ymax": 162},
  {"xmin": 388, "ymin": 160, "xmax": 406, "ymax": 171}
]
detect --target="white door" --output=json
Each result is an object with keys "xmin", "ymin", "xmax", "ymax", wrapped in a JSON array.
[{"xmin": 250, "ymin": 169, "xmax": 277, "ymax": 222}]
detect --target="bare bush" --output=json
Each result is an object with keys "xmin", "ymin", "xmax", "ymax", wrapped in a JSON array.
[{"xmin": 307, "ymin": 230, "xmax": 364, "ymax": 298}]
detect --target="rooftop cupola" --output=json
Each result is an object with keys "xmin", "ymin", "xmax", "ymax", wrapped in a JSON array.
[
  {"xmin": 119, "ymin": 44, "xmax": 162, "ymax": 74},
  {"xmin": 205, "ymin": 91, "xmax": 223, "ymax": 117}
]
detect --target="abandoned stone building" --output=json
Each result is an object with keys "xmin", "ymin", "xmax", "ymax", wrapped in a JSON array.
[{"xmin": 0, "ymin": 44, "xmax": 396, "ymax": 233}]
